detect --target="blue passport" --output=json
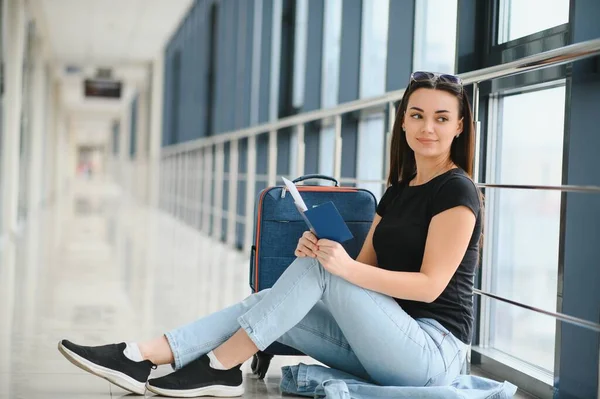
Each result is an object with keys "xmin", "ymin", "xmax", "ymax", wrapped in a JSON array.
[{"xmin": 300, "ymin": 201, "xmax": 354, "ymax": 243}]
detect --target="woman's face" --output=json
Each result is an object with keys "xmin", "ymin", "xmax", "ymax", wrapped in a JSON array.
[{"xmin": 402, "ymin": 88, "xmax": 463, "ymax": 160}]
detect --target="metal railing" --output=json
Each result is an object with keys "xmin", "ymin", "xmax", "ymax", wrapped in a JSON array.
[
  {"xmin": 158, "ymin": 37, "xmax": 600, "ymax": 397},
  {"xmin": 159, "ymin": 36, "xmax": 600, "ymax": 249}
]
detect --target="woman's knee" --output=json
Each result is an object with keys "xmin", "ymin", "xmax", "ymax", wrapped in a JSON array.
[
  {"xmin": 327, "ymin": 273, "xmax": 364, "ymax": 295},
  {"xmin": 241, "ymin": 289, "xmax": 270, "ymax": 308},
  {"xmin": 272, "ymin": 256, "xmax": 323, "ymax": 287},
  {"xmin": 291, "ymin": 256, "xmax": 320, "ymax": 272}
]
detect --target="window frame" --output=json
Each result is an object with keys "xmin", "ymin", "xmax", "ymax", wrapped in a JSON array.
[
  {"xmin": 468, "ymin": 1, "xmax": 573, "ymax": 395},
  {"xmin": 479, "ymin": 80, "xmax": 566, "ymax": 372},
  {"xmin": 496, "ymin": 0, "xmax": 570, "ymax": 45}
]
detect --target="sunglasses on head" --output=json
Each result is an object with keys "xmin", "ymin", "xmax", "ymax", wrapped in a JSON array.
[{"xmin": 410, "ymin": 71, "xmax": 463, "ymax": 87}]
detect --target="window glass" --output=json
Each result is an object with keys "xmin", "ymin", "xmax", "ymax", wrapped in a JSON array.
[
  {"xmin": 359, "ymin": 0, "xmax": 389, "ymax": 98},
  {"xmin": 321, "ymin": 0, "xmax": 342, "ymax": 109},
  {"xmin": 413, "ymin": 0, "xmax": 458, "ymax": 74},
  {"xmin": 357, "ymin": 116, "xmax": 385, "ymax": 198},
  {"xmin": 18, "ymin": 21, "xmax": 34, "ymax": 222},
  {"xmin": 498, "ymin": 0, "xmax": 569, "ymax": 44},
  {"xmin": 130, "ymin": 95, "xmax": 138, "ymax": 158},
  {"xmin": 356, "ymin": 0, "xmax": 390, "ymax": 199},
  {"xmin": 0, "ymin": 0, "xmax": 4, "ymax": 237},
  {"xmin": 269, "ymin": 0, "xmax": 282, "ymax": 121},
  {"xmin": 318, "ymin": 0, "xmax": 342, "ymax": 177},
  {"xmin": 289, "ymin": 127, "xmax": 298, "ymax": 177},
  {"xmin": 292, "ymin": 0, "xmax": 308, "ymax": 109},
  {"xmin": 289, "ymin": 0, "xmax": 308, "ymax": 176},
  {"xmin": 485, "ymin": 85, "xmax": 565, "ymax": 372},
  {"xmin": 318, "ymin": 125, "xmax": 335, "ymax": 177}
]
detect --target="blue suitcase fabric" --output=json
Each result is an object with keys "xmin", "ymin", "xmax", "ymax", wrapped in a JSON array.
[
  {"xmin": 249, "ymin": 183, "xmax": 377, "ymax": 356},
  {"xmin": 250, "ymin": 186, "xmax": 377, "ymax": 293}
]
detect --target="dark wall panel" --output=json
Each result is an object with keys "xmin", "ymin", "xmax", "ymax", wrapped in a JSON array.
[
  {"xmin": 256, "ymin": 134, "xmax": 268, "ymax": 176},
  {"xmin": 238, "ymin": 0, "xmax": 254, "ymax": 129},
  {"xmin": 386, "ymin": 0, "xmax": 415, "ymax": 92},
  {"xmin": 338, "ymin": 0, "xmax": 362, "ymax": 180},
  {"xmin": 456, "ymin": 0, "xmax": 486, "ymax": 74},
  {"xmin": 213, "ymin": 0, "xmax": 226, "ymax": 134},
  {"xmin": 236, "ymin": 138, "xmax": 248, "ymax": 248},
  {"xmin": 302, "ymin": 0, "xmax": 324, "ymax": 113},
  {"xmin": 278, "ymin": 0, "xmax": 295, "ymax": 119},
  {"xmin": 175, "ymin": 29, "xmax": 185, "ymax": 143},
  {"xmin": 162, "ymin": 44, "xmax": 172, "ymax": 147},
  {"xmin": 112, "ymin": 121, "xmax": 120, "ymax": 154},
  {"xmin": 258, "ymin": 0, "xmax": 274, "ymax": 125},
  {"xmin": 224, "ymin": 1, "xmax": 238, "ymax": 133},
  {"xmin": 197, "ymin": 0, "xmax": 209, "ymax": 138},
  {"xmin": 455, "ymin": 0, "xmax": 490, "ymax": 356},
  {"xmin": 171, "ymin": 49, "xmax": 182, "ymax": 145},
  {"xmin": 557, "ymin": 2, "xmax": 600, "ymax": 398},
  {"xmin": 180, "ymin": 12, "xmax": 191, "ymax": 142},
  {"xmin": 338, "ymin": 0, "xmax": 361, "ymax": 104},
  {"xmin": 129, "ymin": 94, "xmax": 138, "ymax": 158},
  {"xmin": 160, "ymin": 0, "xmax": 288, "ymax": 144}
]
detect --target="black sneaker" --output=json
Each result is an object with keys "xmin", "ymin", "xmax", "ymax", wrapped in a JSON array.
[
  {"xmin": 146, "ymin": 354, "xmax": 244, "ymax": 397},
  {"xmin": 58, "ymin": 340, "xmax": 156, "ymax": 395}
]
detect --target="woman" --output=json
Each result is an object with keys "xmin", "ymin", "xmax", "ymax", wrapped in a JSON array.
[{"xmin": 57, "ymin": 71, "xmax": 483, "ymax": 397}]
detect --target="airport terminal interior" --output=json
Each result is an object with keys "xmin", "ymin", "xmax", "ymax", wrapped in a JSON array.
[{"xmin": 1, "ymin": 0, "xmax": 599, "ymax": 398}]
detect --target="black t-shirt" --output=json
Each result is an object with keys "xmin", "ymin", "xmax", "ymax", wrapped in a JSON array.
[{"xmin": 373, "ymin": 168, "xmax": 482, "ymax": 344}]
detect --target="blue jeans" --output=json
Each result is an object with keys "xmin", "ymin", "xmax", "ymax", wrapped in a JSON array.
[{"xmin": 165, "ymin": 257, "xmax": 467, "ymax": 387}]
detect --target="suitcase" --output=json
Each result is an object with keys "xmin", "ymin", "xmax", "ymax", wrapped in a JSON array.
[{"xmin": 248, "ymin": 174, "xmax": 377, "ymax": 378}]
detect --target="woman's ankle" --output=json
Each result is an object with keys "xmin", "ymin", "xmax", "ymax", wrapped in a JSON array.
[
  {"xmin": 139, "ymin": 335, "xmax": 174, "ymax": 365},
  {"xmin": 138, "ymin": 342, "xmax": 152, "ymax": 362}
]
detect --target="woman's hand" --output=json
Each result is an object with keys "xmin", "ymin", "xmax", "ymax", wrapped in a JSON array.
[
  {"xmin": 295, "ymin": 231, "xmax": 318, "ymax": 258},
  {"xmin": 315, "ymin": 239, "xmax": 354, "ymax": 277}
]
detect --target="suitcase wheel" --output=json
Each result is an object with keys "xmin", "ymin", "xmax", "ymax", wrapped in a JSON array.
[{"xmin": 251, "ymin": 351, "xmax": 274, "ymax": 380}]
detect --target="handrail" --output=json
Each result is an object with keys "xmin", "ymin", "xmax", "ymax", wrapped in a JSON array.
[
  {"xmin": 477, "ymin": 183, "xmax": 600, "ymax": 194},
  {"xmin": 162, "ymin": 37, "xmax": 600, "ymax": 156},
  {"xmin": 473, "ymin": 289, "xmax": 600, "ymax": 333}
]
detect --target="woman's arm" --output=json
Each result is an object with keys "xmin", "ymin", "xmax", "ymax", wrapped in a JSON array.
[
  {"xmin": 354, "ymin": 214, "xmax": 382, "ymax": 267},
  {"xmin": 342, "ymin": 205, "xmax": 476, "ymax": 303}
]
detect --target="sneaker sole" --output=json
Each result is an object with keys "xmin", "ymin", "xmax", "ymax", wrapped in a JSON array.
[
  {"xmin": 57, "ymin": 341, "xmax": 146, "ymax": 395},
  {"xmin": 146, "ymin": 382, "xmax": 244, "ymax": 398}
]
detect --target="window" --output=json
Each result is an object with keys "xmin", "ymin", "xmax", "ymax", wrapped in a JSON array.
[
  {"xmin": 318, "ymin": 0, "xmax": 342, "ymax": 177},
  {"xmin": 289, "ymin": 0, "xmax": 308, "ymax": 177},
  {"xmin": 356, "ymin": 0, "xmax": 389, "ymax": 199},
  {"xmin": 318, "ymin": 125, "xmax": 335, "ymax": 177},
  {"xmin": 359, "ymin": 0, "xmax": 389, "ymax": 99},
  {"xmin": 18, "ymin": 21, "xmax": 34, "ymax": 223},
  {"xmin": 483, "ymin": 85, "xmax": 565, "ymax": 373},
  {"xmin": 112, "ymin": 121, "xmax": 120, "ymax": 155},
  {"xmin": 292, "ymin": 0, "xmax": 308, "ymax": 109},
  {"xmin": 357, "ymin": 115, "xmax": 386, "ymax": 198},
  {"xmin": 205, "ymin": 2, "xmax": 219, "ymax": 136},
  {"xmin": 0, "ymin": 0, "xmax": 4, "ymax": 237},
  {"xmin": 413, "ymin": 0, "xmax": 458, "ymax": 74},
  {"xmin": 130, "ymin": 95, "xmax": 138, "ymax": 158},
  {"xmin": 320, "ymin": 0, "xmax": 342, "ymax": 110},
  {"xmin": 170, "ymin": 51, "xmax": 182, "ymax": 145},
  {"xmin": 497, "ymin": 0, "xmax": 569, "ymax": 44},
  {"xmin": 269, "ymin": 0, "xmax": 282, "ymax": 121}
]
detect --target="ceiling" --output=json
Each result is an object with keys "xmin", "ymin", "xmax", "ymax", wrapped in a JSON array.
[
  {"xmin": 34, "ymin": 0, "xmax": 194, "ymax": 65},
  {"xmin": 29, "ymin": 0, "xmax": 194, "ymax": 144}
]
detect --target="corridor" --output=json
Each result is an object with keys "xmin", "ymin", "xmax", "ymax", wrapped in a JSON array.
[
  {"xmin": 2, "ymin": 0, "xmax": 599, "ymax": 397},
  {"xmin": 0, "ymin": 178, "xmax": 312, "ymax": 398}
]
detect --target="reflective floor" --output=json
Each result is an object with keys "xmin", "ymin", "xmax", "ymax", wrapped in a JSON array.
[{"xmin": 0, "ymin": 178, "xmax": 532, "ymax": 398}]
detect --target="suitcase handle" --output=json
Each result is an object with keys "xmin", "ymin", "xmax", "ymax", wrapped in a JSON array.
[{"xmin": 292, "ymin": 174, "xmax": 339, "ymax": 187}]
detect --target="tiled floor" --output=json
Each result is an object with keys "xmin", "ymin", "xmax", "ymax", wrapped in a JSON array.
[{"xmin": 0, "ymin": 178, "xmax": 532, "ymax": 398}]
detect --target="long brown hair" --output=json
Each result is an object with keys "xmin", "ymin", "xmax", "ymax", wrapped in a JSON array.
[{"xmin": 387, "ymin": 79, "xmax": 475, "ymax": 186}]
